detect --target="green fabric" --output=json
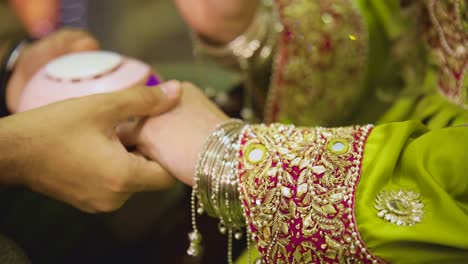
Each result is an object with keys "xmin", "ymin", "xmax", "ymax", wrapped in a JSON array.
[
  {"xmin": 355, "ymin": 93, "xmax": 468, "ymax": 263},
  {"xmin": 357, "ymin": 121, "xmax": 468, "ymax": 263},
  {"xmin": 379, "ymin": 93, "xmax": 468, "ymax": 127}
]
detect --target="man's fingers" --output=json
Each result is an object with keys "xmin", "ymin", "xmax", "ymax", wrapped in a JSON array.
[
  {"xmin": 99, "ymin": 80, "xmax": 182, "ymax": 125},
  {"xmin": 68, "ymin": 32, "xmax": 100, "ymax": 52},
  {"xmin": 126, "ymin": 154, "xmax": 176, "ymax": 192},
  {"xmin": 115, "ymin": 118, "xmax": 142, "ymax": 147},
  {"xmin": 45, "ymin": 29, "xmax": 100, "ymax": 56}
]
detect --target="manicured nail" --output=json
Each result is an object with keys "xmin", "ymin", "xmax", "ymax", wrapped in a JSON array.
[
  {"xmin": 160, "ymin": 81, "xmax": 180, "ymax": 98},
  {"xmin": 145, "ymin": 74, "xmax": 161, "ymax": 86}
]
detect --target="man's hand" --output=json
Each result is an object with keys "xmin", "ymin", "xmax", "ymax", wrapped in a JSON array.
[
  {"xmin": 0, "ymin": 81, "xmax": 181, "ymax": 213},
  {"xmin": 6, "ymin": 29, "xmax": 99, "ymax": 113}
]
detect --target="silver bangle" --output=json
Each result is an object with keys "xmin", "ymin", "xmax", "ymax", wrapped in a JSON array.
[
  {"xmin": 5, "ymin": 40, "xmax": 27, "ymax": 71},
  {"xmin": 191, "ymin": 0, "xmax": 277, "ymax": 71},
  {"xmin": 198, "ymin": 120, "xmax": 244, "ymax": 222},
  {"xmin": 187, "ymin": 119, "xmax": 247, "ymax": 263}
]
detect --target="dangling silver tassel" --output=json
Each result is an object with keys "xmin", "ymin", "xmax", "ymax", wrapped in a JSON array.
[{"xmin": 187, "ymin": 189, "xmax": 203, "ymax": 256}]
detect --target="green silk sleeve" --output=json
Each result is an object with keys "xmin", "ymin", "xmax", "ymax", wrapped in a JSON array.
[{"xmin": 357, "ymin": 121, "xmax": 468, "ymax": 263}]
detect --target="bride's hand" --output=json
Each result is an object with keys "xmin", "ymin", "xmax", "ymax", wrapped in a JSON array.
[
  {"xmin": 174, "ymin": 0, "xmax": 260, "ymax": 44},
  {"xmin": 137, "ymin": 82, "xmax": 229, "ymax": 186}
]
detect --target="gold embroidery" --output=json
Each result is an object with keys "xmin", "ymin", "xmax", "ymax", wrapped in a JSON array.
[
  {"xmin": 375, "ymin": 189, "xmax": 424, "ymax": 226},
  {"xmin": 239, "ymin": 124, "xmax": 384, "ymax": 263}
]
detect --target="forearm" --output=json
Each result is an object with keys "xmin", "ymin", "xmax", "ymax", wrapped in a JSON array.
[{"xmin": 176, "ymin": 0, "xmax": 260, "ymax": 44}]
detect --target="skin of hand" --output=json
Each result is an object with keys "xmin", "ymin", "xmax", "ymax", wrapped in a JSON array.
[
  {"xmin": 174, "ymin": 0, "xmax": 260, "ymax": 44},
  {"xmin": 0, "ymin": 81, "xmax": 182, "ymax": 213},
  {"xmin": 137, "ymin": 82, "xmax": 229, "ymax": 186},
  {"xmin": 6, "ymin": 29, "xmax": 100, "ymax": 113},
  {"xmin": 9, "ymin": 0, "xmax": 59, "ymax": 38}
]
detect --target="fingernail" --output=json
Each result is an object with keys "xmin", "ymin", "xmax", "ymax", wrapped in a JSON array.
[
  {"xmin": 145, "ymin": 74, "xmax": 161, "ymax": 86},
  {"xmin": 160, "ymin": 81, "xmax": 180, "ymax": 98}
]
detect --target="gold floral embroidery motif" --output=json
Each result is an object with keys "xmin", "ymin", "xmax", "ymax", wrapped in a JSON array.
[
  {"xmin": 375, "ymin": 189, "xmax": 424, "ymax": 226},
  {"xmin": 238, "ymin": 124, "xmax": 385, "ymax": 264},
  {"xmin": 265, "ymin": 0, "xmax": 368, "ymax": 125}
]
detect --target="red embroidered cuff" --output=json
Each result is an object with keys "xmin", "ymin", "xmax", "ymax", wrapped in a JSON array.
[{"xmin": 238, "ymin": 124, "xmax": 385, "ymax": 263}]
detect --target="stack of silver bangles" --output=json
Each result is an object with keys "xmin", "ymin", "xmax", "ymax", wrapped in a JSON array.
[
  {"xmin": 188, "ymin": 119, "xmax": 248, "ymax": 263},
  {"xmin": 198, "ymin": 119, "xmax": 245, "ymax": 226}
]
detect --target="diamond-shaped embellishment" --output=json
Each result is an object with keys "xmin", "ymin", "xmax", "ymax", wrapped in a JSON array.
[
  {"xmin": 299, "ymin": 159, "xmax": 310, "ymax": 169},
  {"xmin": 291, "ymin": 157, "xmax": 301, "ymax": 166},
  {"xmin": 268, "ymin": 167, "xmax": 278, "ymax": 176},
  {"xmin": 281, "ymin": 187, "xmax": 292, "ymax": 198},
  {"xmin": 330, "ymin": 193, "xmax": 343, "ymax": 202},
  {"xmin": 278, "ymin": 147, "xmax": 289, "ymax": 154},
  {"xmin": 297, "ymin": 183, "xmax": 308, "ymax": 196},
  {"xmin": 311, "ymin": 165, "xmax": 327, "ymax": 174}
]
